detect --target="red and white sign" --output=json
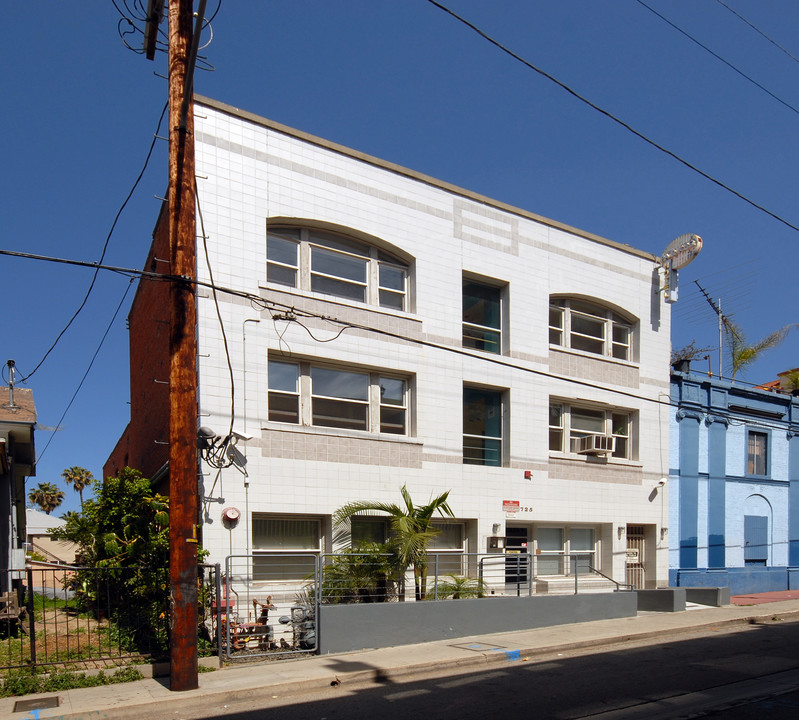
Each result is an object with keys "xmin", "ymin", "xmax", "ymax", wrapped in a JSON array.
[{"xmin": 502, "ymin": 500, "xmax": 520, "ymax": 514}]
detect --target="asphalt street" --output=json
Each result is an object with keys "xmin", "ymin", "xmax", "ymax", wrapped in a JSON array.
[{"xmin": 161, "ymin": 617, "xmax": 799, "ymax": 720}]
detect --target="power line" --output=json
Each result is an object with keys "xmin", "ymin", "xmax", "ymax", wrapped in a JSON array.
[
  {"xmin": 424, "ymin": 0, "xmax": 799, "ymax": 235},
  {"xmin": 0, "ymin": 246, "xmax": 679, "ymax": 409},
  {"xmin": 636, "ymin": 0, "xmax": 799, "ymax": 118},
  {"xmin": 20, "ymin": 101, "xmax": 168, "ymax": 384},
  {"xmin": 36, "ymin": 279, "xmax": 135, "ymax": 462},
  {"xmin": 715, "ymin": 0, "xmax": 799, "ymax": 66},
  {"xmin": 9, "ymin": 245, "xmax": 793, "ymax": 415}
]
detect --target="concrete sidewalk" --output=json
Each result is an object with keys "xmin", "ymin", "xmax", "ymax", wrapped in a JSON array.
[{"xmin": 6, "ymin": 593, "xmax": 799, "ymax": 720}]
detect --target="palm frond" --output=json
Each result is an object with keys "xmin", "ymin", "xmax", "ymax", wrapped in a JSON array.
[
  {"xmin": 332, "ymin": 501, "xmax": 403, "ymax": 527},
  {"xmin": 723, "ymin": 318, "xmax": 795, "ymax": 378}
]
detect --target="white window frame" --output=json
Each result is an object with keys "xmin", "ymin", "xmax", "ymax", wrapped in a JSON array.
[
  {"xmin": 268, "ymin": 359, "xmax": 410, "ymax": 436},
  {"xmin": 462, "ymin": 278, "xmax": 504, "ymax": 355},
  {"xmin": 353, "ymin": 518, "xmax": 467, "ymax": 575},
  {"xmin": 549, "ymin": 401, "xmax": 634, "ymax": 460},
  {"xmin": 267, "ymin": 226, "xmax": 409, "ymax": 311},
  {"xmin": 251, "ymin": 515, "xmax": 322, "ymax": 582},
  {"xmin": 427, "ymin": 522, "xmax": 467, "ymax": 576},
  {"xmin": 534, "ymin": 525, "xmax": 598, "ymax": 576},
  {"xmin": 463, "ymin": 386, "xmax": 505, "ymax": 466},
  {"xmin": 549, "ymin": 298, "xmax": 633, "ymax": 361}
]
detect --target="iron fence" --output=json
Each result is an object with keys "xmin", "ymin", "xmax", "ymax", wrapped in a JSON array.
[
  {"xmin": 0, "ymin": 564, "xmax": 173, "ymax": 672},
  {"xmin": 0, "ymin": 552, "xmax": 632, "ymax": 670},
  {"xmin": 0, "ymin": 563, "xmax": 234, "ymax": 672}
]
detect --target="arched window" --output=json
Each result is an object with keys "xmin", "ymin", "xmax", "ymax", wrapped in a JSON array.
[
  {"xmin": 267, "ymin": 225, "xmax": 409, "ymax": 311},
  {"xmin": 549, "ymin": 298, "xmax": 634, "ymax": 361}
]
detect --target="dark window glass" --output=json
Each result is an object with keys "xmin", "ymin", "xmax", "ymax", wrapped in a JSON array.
[
  {"xmin": 463, "ymin": 387, "xmax": 502, "ymax": 466},
  {"xmin": 463, "ymin": 281, "xmax": 501, "ymax": 354}
]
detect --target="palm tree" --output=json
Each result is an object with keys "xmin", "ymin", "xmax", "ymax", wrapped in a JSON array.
[
  {"xmin": 723, "ymin": 319, "xmax": 795, "ymax": 379},
  {"xmin": 28, "ymin": 482, "xmax": 65, "ymax": 515},
  {"xmin": 61, "ymin": 466, "xmax": 95, "ymax": 507},
  {"xmin": 333, "ymin": 485, "xmax": 454, "ymax": 601}
]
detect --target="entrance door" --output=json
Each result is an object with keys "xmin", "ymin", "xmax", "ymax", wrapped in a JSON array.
[
  {"xmin": 744, "ymin": 515, "xmax": 768, "ymax": 566},
  {"xmin": 625, "ymin": 525, "xmax": 645, "ymax": 589},
  {"xmin": 505, "ymin": 527, "xmax": 529, "ymax": 583}
]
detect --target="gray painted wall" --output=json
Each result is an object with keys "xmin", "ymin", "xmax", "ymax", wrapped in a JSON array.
[
  {"xmin": 636, "ymin": 588, "xmax": 686, "ymax": 612},
  {"xmin": 318, "ymin": 592, "xmax": 638, "ymax": 654}
]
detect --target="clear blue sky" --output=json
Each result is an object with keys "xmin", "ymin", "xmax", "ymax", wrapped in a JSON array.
[{"xmin": 2, "ymin": 1, "xmax": 797, "ymax": 514}]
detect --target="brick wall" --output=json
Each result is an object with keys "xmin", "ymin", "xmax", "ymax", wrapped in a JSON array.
[{"xmin": 104, "ymin": 205, "xmax": 172, "ymax": 483}]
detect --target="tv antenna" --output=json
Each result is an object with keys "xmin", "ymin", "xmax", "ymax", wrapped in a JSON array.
[
  {"xmin": 694, "ymin": 281, "xmax": 725, "ymax": 378},
  {"xmin": 658, "ymin": 233, "xmax": 703, "ymax": 303}
]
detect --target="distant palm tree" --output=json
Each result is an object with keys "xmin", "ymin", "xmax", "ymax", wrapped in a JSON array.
[
  {"xmin": 61, "ymin": 466, "xmax": 95, "ymax": 507},
  {"xmin": 28, "ymin": 482, "xmax": 65, "ymax": 515},
  {"xmin": 723, "ymin": 319, "xmax": 795, "ymax": 379},
  {"xmin": 333, "ymin": 485, "xmax": 454, "ymax": 601}
]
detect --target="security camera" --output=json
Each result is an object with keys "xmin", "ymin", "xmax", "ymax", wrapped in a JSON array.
[
  {"xmin": 230, "ymin": 430, "xmax": 254, "ymax": 443},
  {"xmin": 657, "ymin": 478, "xmax": 667, "ymax": 487}
]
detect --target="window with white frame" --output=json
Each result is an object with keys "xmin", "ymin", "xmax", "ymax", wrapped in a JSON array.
[
  {"xmin": 349, "ymin": 518, "xmax": 466, "ymax": 576},
  {"xmin": 747, "ymin": 430, "xmax": 768, "ymax": 476},
  {"xmin": 534, "ymin": 526, "xmax": 597, "ymax": 576},
  {"xmin": 427, "ymin": 522, "xmax": 466, "ymax": 576},
  {"xmin": 549, "ymin": 298, "xmax": 633, "ymax": 361},
  {"xmin": 268, "ymin": 359, "xmax": 409, "ymax": 435},
  {"xmin": 463, "ymin": 387, "xmax": 504, "ymax": 466},
  {"xmin": 267, "ymin": 226, "xmax": 409, "ymax": 311},
  {"xmin": 549, "ymin": 402, "xmax": 633, "ymax": 460},
  {"xmin": 463, "ymin": 279, "xmax": 503, "ymax": 354},
  {"xmin": 252, "ymin": 515, "xmax": 321, "ymax": 581}
]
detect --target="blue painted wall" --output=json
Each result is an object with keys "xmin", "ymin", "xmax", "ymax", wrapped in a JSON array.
[{"xmin": 670, "ymin": 372, "xmax": 799, "ymax": 595}]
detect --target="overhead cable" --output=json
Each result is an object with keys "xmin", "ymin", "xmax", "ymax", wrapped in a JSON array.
[
  {"xmin": 636, "ymin": 0, "xmax": 799, "ymax": 117},
  {"xmin": 6, "ymin": 245, "xmax": 791, "ymax": 404},
  {"xmin": 715, "ymin": 0, "xmax": 799, "ymax": 66},
  {"xmin": 36, "ymin": 279, "xmax": 135, "ymax": 462},
  {"xmin": 0, "ymin": 246, "xmax": 701, "ymax": 409},
  {"xmin": 424, "ymin": 0, "xmax": 799, "ymax": 234},
  {"xmin": 20, "ymin": 101, "xmax": 168, "ymax": 383}
]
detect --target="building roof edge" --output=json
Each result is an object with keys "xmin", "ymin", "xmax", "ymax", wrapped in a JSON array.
[{"xmin": 194, "ymin": 95, "xmax": 658, "ymax": 263}]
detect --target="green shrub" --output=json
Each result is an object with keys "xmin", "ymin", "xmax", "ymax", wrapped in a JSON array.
[
  {"xmin": 0, "ymin": 666, "xmax": 143, "ymax": 697},
  {"xmin": 435, "ymin": 575, "xmax": 487, "ymax": 599}
]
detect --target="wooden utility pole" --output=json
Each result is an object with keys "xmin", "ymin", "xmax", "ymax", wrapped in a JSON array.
[{"xmin": 167, "ymin": 0, "xmax": 199, "ymax": 692}]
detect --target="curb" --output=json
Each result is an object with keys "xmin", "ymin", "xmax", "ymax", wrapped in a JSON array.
[{"xmin": 13, "ymin": 608, "xmax": 799, "ymax": 720}]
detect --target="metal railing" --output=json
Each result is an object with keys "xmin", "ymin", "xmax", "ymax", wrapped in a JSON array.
[
  {"xmin": 0, "ymin": 565, "xmax": 172, "ymax": 672},
  {"xmin": 0, "ymin": 552, "xmax": 634, "ymax": 670},
  {"xmin": 217, "ymin": 554, "xmax": 319, "ymax": 661}
]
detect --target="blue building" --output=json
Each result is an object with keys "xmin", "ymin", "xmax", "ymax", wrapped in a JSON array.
[{"xmin": 670, "ymin": 369, "xmax": 799, "ymax": 594}]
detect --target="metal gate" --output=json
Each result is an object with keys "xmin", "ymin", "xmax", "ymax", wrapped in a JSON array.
[
  {"xmin": 217, "ymin": 554, "xmax": 319, "ymax": 661},
  {"xmin": 625, "ymin": 525, "xmax": 646, "ymax": 589}
]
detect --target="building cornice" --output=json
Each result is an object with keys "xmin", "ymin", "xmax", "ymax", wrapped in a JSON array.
[{"xmin": 194, "ymin": 95, "xmax": 658, "ymax": 263}]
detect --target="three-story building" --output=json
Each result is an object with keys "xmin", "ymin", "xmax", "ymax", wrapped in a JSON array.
[{"xmin": 107, "ymin": 96, "xmax": 673, "ymax": 594}]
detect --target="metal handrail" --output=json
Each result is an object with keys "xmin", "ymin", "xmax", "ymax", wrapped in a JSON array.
[{"xmin": 574, "ymin": 557, "xmax": 634, "ymax": 592}]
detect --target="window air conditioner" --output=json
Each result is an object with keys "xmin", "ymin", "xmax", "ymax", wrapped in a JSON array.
[{"xmin": 575, "ymin": 434, "xmax": 615, "ymax": 455}]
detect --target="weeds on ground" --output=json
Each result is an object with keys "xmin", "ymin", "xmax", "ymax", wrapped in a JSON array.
[{"xmin": 0, "ymin": 666, "xmax": 143, "ymax": 697}]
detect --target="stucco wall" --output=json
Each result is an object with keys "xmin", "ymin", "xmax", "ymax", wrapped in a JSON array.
[{"xmin": 318, "ymin": 592, "xmax": 637, "ymax": 654}]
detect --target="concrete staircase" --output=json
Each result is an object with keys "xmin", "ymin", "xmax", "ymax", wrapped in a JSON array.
[{"xmin": 534, "ymin": 574, "xmax": 621, "ymax": 595}]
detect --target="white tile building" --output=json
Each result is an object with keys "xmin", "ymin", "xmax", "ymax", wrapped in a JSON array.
[{"xmin": 115, "ymin": 96, "xmax": 673, "ymax": 593}]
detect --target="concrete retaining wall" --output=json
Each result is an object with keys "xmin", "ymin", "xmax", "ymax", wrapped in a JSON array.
[
  {"xmin": 683, "ymin": 586, "xmax": 730, "ymax": 606},
  {"xmin": 675, "ymin": 568, "xmax": 792, "ymax": 595},
  {"xmin": 318, "ymin": 592, "xmax": 638, "ymax": 654},
  {"xmin": 636, "ymin": 588, "xmax": 686, "ymax": 612}
]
